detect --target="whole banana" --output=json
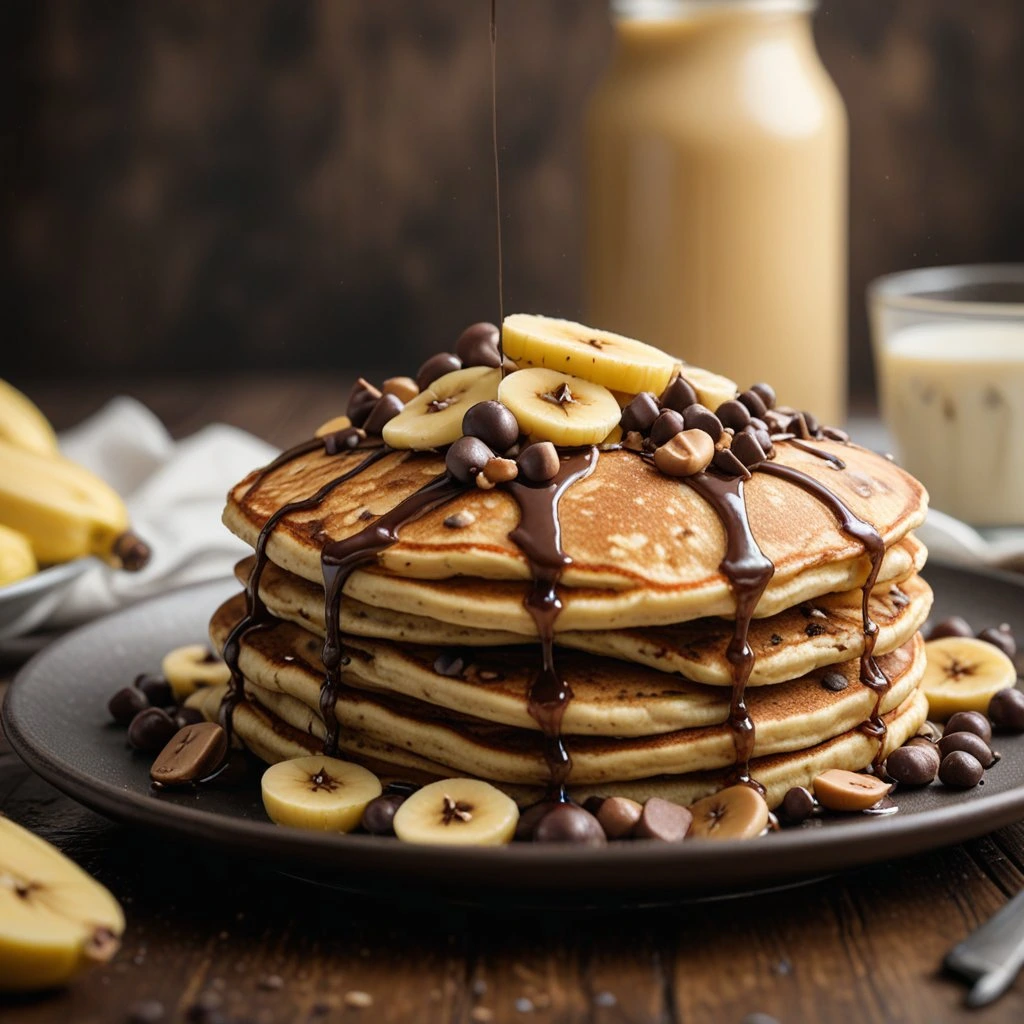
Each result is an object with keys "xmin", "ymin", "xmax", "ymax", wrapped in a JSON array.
[
  {"xmin": 0, "ymin": 439, "xmax": 150, "ymax": 570},
  {"xmin": 0, "ymin": 523, "xmax": 37, "ymax": 586},
  {"xmin": 0, "ymin": 379, "xmax": 60, "ymax": 456}
]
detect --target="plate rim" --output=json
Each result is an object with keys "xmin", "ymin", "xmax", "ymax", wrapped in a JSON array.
[{"xmin": 0, "ymin": 555, "xmax": 96, "ymax": 603}]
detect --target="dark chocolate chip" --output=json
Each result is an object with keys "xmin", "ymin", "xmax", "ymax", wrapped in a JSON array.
[
  {"xmin": 943, "ymin": 710, "xmax": 992, "ymax": 744},
  {"xmin": 821, "ymin": 672, "xmax": 848, "ymax": 692},
  {"xmin": 802, "ymin": 411, "xmax": 820, "ymax": 435},
  {"xmin": 517, "ymin": 441, "xmax": 560, "ymax": 483},
  {"xmin": 416, "ymin": 352, "xmax": 462, "ymax": 391},
  {"xmin": 738, "ymin": 389, "xmax": 768, "ymax": 419},
  {"xmin": 731, "ymin": 428, "xmax": 767, "ymax": 468},
  {"xmin": 822, "ymin": 426, "xmax": 849, "ymax": 442},
  {"xmin": 175, "ymin": 706, "xmax": 206, "ymax": 730},
  {"xmin": 632, "ymin": 797, "xmax": 692, "ymax": 842},
  {"xmin": 988, "ymin": 688, "xmax": 1024, "ymax": 733},
  {"xmin": 514, "ymin": 800, "xmax": 562, "ymax": 841},
  {"xmin": 454, "ymin": 322, "xmax": 502, "ymax": 368},
  {"xmin": 445, "ymin": 436, "xmax": 494, "ymax": 483},
  {"xmin": 346, "ymin": 378, "xmax": 382, "ymax": 428},
  {"xmin": 885, "ymin": 744, "xmax": 940, "ymax": 786},
  {"xmin": 711, "ymin": 447, "xmax": 750, "ymax": 478},
  {"xmin": 649, "ymin": 409, "xmax": 686, "ymax": 447},
  {"xmin": 582, "ymin": 795, "xmax": 606, "ymax": 816},
  {"xmin": 753, "ymin": 427, "xmax": 773, "ymax": 454},
  {"xmin": 433, "ymin": 650, "xmax": 466, "ymax": 677},
  {"xmin": 150, "ymin": 722, "xmax": 229, "ymax": 787},
  {"xmin": 939, "ymin": 750, "xmax": 984, "ymax": 788},
  {"xmin": 770, "ymin": 633, "xmax": 783, "ymax": 645},
  {"xmin": 108, "ymin": 685, "xmax": 150, "ymax": 726},
  {"xmin": 716, "ymin": 399, "xmax": 752, "ymax": 431},
  {"xmin": 362, "ymin": 393, "xmax": 404, "ymax": 435},
  {"xmin": 779, "ymin": 786, "xmax": 816, "ymax": 823},
  {"xmin": 596, "ymin": 796, "xmax": 643, "ymax": 839},
  {"xmin": 462, "ymin": 400, "xmax": 520, "ymax": 452},
  {"xmin": 805, "ymin": 622, "xmax": 826, "ymax": 637},
  {"xmin": 937, "ymin": 731, "xmax": 995, "ymax": 768},
  {"xmin": 361, "ymin": 793, "xmax": 407, "ymax": 835},
  {"xmin": 750, "ymin": 382, "xmax": 776, "ymax": 410},
  {"xmin": 660, "ymin": 376, "xmax": 698, "ymax": 413},
  {"xmin": 681, "ymin": 403, "xmax": 723, "ymax": 443},
  {"xmin": 533, "ymin": 804, "xmax": 607, "ymax": 846},
  {"xmin": 127, "ymin": 707, "xmax": 178, "ymax": 754},
  {"xmin": 322, "ymin": 426, "xmax": 366, "ymax": 455},
  {"xmin": 134, "ymin": 673, "xmax": 174, "ymax": 707},
  {"xmin": 927, "ymin": 616, "xmax": 973, "ymax": 640},
  {"xmin": 786, "ymin": 412, "xmax": 813, "ymax": 439},
  {"xmin": 977, "ymin": 623, "xmax": 1016, "ymax": 659},
  {"xmin": 127, "ymin": 1000, "xmax": 166, "ymax": 1024},
  {"xmin": 619, "ymin": 392, "xmax": 661, "ymax": 434}
]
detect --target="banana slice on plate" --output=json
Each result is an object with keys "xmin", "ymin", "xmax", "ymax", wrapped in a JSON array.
[
  {"xmin": 502, "ymin": 314, "xmax": 677, "ymax": 395},
  {"xmin": 0, "ymin": 816, "xmax": 124, "ymax": 993},
  {"xmin": 261, "ymin": 756, "xmax": 382, "ymax": 832},
  {"xmin": 392, "ymin": 778, "xmax": 519, "ymax": 846},
  {"xmin": 921, "ymin": 636, "xmax": 1016, "ymax": 720},
  {"xmin": 161, "ymin": 644, "xmax": 231, "ymax": 701},
  {"xmin": 0, "ymin": 523, "xmax": 38, "ymax": 586},
  {"xmin": 676, "ymin": 366, "xmax": 738, "ymax": 412},
  {"xmin": 383, "ymin": 367, "xmax": 500, "ymax": 450},
  {"xmin": 498, "ymin": 368, "xmax": 620, "ymax": 447},
  {"xmin": 687, "ymin": 785, "xmax": 769, "ymax": 841}
]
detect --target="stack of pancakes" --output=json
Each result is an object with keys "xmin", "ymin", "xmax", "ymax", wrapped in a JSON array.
[{"xmin": 194, "ymin": 433, "xmax": 931, "ymax": 810}]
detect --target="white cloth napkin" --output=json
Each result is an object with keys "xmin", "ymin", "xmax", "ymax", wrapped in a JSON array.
[{"xmin": 47, "ymin": 397, "xmax": 277, "ymax": 628}]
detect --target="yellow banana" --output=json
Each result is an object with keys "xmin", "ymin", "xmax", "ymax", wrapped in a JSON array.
[
  {"xmin": 0, "ymin": 379, "xmax": 60, "ymax": 457},
  {"xmin": 0, "ymin": 523, "xmax": 38, "ymax": 585},
  {"xmin": 0, "ymin": 439, "xmax": 149, "ymax": 569}
]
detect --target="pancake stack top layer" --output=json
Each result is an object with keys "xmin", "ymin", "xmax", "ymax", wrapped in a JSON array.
[{"xmin": 215, "ymin": 315, "xmax": 929, "ymax": 803}]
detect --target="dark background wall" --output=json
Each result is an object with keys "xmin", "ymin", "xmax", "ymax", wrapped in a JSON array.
[{"xmin": 3, "ymin": 0, "xmax": 1023, "ymax": 398}]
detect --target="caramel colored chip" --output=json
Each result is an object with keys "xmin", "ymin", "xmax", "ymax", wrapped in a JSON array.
[
  {"xmin": 382, "ymin": 376, "xmax": 420, "ymax": 403},
  {"xmin": 653, "ymin": 429, "xmax": 715, "ymax": 478},
  {"xmin": 150, "ymin": 722, "xmax": 228, "ymax": 787},
  {"xmin": 687, "ymin": 785, "xmax": 769, "ymax": 841},
  {"xmin": 596, "ymin": 796, "xmax": 642, "ymax": 839},
  {"xmin": 813, "ymin": 768, "xmax": 891, "ymax": 812}
]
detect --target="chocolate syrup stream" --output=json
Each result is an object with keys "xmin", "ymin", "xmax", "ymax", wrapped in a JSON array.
[
  {"xmin": 505, "ymin": 449, "xmax": 598, "ymax": 798},
  {"xmin": 318, "ymin": 472, "xmax": 466, "ymax": 754},
  {"xmin": 757, "ymin": 460, "xmax": 890, "ymax": 764},
  {"xmin": 685, "ymin": 472, "xmax": 775, "ymax": 787},
  {"xmin": 490, "ymin": 0, "xmax": 504, "ymax": 362}
]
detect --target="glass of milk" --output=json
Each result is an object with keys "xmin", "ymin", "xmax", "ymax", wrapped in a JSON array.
[{"xmin": 869, "ymin": 264, "xmax": 1024, "ymax": 526}]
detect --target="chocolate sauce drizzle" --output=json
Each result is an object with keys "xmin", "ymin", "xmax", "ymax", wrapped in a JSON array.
[{"xmin": 785, "ymin": 437, "xmax": 847, "ymax": 471}]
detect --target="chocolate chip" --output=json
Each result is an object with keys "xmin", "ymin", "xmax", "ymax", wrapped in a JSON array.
[
  {"xmin": 753, "ymin": 426, "xmax": 773, "ymax": 455},
  {"xmin": 514, "ymin": 800, "xmax": 562, "ymax": 841},
  {"xmin": 822, "ymin": 426, "xmax": 849, "ymax": 442},
  {"xmin": 649, "ymin": 408, "xmax": 686, "ymax": 447},
  {"xmin": 805, "ymin": 622, "xmax": 826, "ymax": 638},
  {"xmin": 738, "ymin": 389, "xmax": 768, "ymax": 419},
  {"xmin": 619, "ymin": 393, "xmax": 661, "ymax": 434},
  {"xmin": 455, "ymin": 322, "xmax": 502, "ymax": 368},
  {"xmin": 127, "ymin": 1000, "xmax": 166, "ymax": 1024},
  {"xmin": 175, "ymin": 706, "xmax": 206, "ymax": 730},
  {"xmin": 445, "ymin": 436, "xmax": 494, "ymax": 483},
  {"xmin": 361, "ymin": 793, "xmax": 407, "ymax": 835},
  {"xmin": 885, "ymin": 744, "xmax": 940, "ymax": 786},
  {"xmin": 443, "ymin": 510, "xmax": 476, "ymax": 529},
  {"xmin": 150, "ymin": 723, "xmax": 228, "ymax": 787},
  {"xmin": 127, "ymin": 707, "xmax": 178, "ymax": 754},
  {"xmin": 323, "ymin": 426, "xmax": 366, "ymax": 454},
  {"xmin": 108, "ymin": 686, "xmax": 150, "ymax": 726},
  {"xmin": 660, "ymin": 376, "xmax": 698, "ymax": 413},
  {"xmin": 632, "ymin": 797, "xmax": 692, "ymax": 842},
  {"xmin": 927, "ymin": 616, "xmax": 974, "ymax": 640},
  {"xmin": 749, "ymin": 382, "xmax": 776, "ymax": 410},
  {"xmin": 944, "ymin": 710, "xmax": 992, "ymax": 744},
  {"xmin": 731, "ymin": 428, "xmax": 767, "ymax": 468},
  {"xmin": 978, "ymin": 623, "xmax": 1016, "ymax": 659},
  {"xmin": 517, "ymin": 441, "xmax": 560, "ymax": 483},
  {"xmin": 346, "ymin": 378, "xmax": 383, "ymax": 427},
  {"xmin": 595, "ymin": 796, "xmax": 642, "ymax": 839},
  {"xmin": 779, "ymin": 786, "xmax": 816, "ymax": 823},
  {"xmin": 416, "ymin": 352, "xmax": 462, "ymax": 391},
  {"xmin": 582, "ymin": 795, "xmax": 606, "ymax": 816},
  {"xmin": 433, "ymin": 650, "xmax": 466, "ymax": 677},
  {"xmin": 362, "ymin": 393, "xmax": 404, "ymax": 436},
  {"xmin": 653, "ymin": 429, "xmax": 715, "ymax": 478},
  {"xmin": 821, "ymin": 671, "xmax": 847, "ymax": 692},
  {"xmin": 939, "ymin": 750, "xmax": 984, "ymax": 788},
  {"xmin": 988, "ymin": 688, "xmax": 1024, "ymax": 733},
  {"xmin": 533, "ymin": 804, "xmax": 607, "ymax": 845},
  {"xmin": 134, "ymin": 673, "xmax": 174, "ymax": 708},
  {"xmin": 716, "ymin": 399, "xmax": 751, "ymax": 431},
  {"xmin": 786, "ymin": 412, "xmax": 813, "ymax": 439},
  {"xmin": 802, "ymin": 411, "xmax": 820, "ymax": 435},
  {"xmin": 770, "ymin": 633, "xmax": 783, "ymax": 645},
  {"xmin": 937, "ymin": 731, "xmax": 996, "ymax": 768},
  {"xmin": 711, "ymin": 447, "xmax": 750, "ymax": 478},
  {"xmin": 680, "ymin": 403, "xmax": 723, "ymax": 443},
  {"xmin": 462, "ymin": 400, "xmax": 519, "ymax": 452}
]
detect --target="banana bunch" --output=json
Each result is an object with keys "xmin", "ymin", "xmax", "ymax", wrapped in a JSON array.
[{"xmin": 0, "ymin": 380, "xmax": 149, "ymax": 585}]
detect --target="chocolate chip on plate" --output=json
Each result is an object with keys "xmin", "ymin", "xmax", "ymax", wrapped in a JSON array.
[
  {"xmin": 462, "ymin": 400, "xmax": 520, "ymax": 452},
  {"xmin": 127, "ymin": 707, "xmax": 178, "ymax": 754},
  {"xmin": 943, "ymin": 710, "xmax": 992, "ymax": 744},
  {"xmin": 716, "ymin": 399, "xmax": 752, "ymax": 432},
  {"xmin": 660, "ymin": 376, "xmax": 697, "ymax": 413},
  {"xmin": 150, "ymin": 722, "xmax": 228, "ymax": 787},
  {"xmin": 596, "ymin": 796, "xmax": 643, "ymax": 839},
  {"xmin": 134, "ymin": 673, "xmax": 174, "ymax": 708},
  {"xmin": 937, "ymin": 731, "xmax": 996, "ymax": 768},
  {"xmin": 533, "ymin": 804, "xmax": 607, "ymax": 846},
  {"xmin": 517, "ymin": 441, "xmax": 560, "ymax": 483},
  {"xmin": 939, "ymin": 750, "xmax": 984, "ymax": 789},
  {"xmin": 779, "ymin": 786, "xmax": 817, "ymax": 824},
  {"xmin": 416, "ymin": 351, "xmax": 462, "ymax": 391},
  {"xmin": 619, "ymin": 392, "xmax": 661, "ymax": 434},
  {"xmin": 361, "ymin": 793, "xmax": 407, "ymax": 836},
  {"xmin": 649, "ymin": 408, "xmax": 686, "ymax": 447},
  {"xmin": 988, "ymin": 688, "xmax": 1024, "ymax": 733},
  {"xmin": 926, "ymin": 616, "xmax": 974, "ymax": 641},
  {"xmin": 977, "ymin": 623, "xmax": 1017, "ymax": 659},
  {"xmin": 632, "ymin": 797, "xmax": 692, "ymax": 842},
  {"xmin": 885, "ymin": 744, "xmax": 940, "ymax": 786},
  {"xmin": 682, "ymin": 404, "xmax": 724, "ymax": 443},
  {"xmin": 108, "ymin": 686, "xmax": 149, "ymax": 726},
  {"xmin": 514, "ymin": 800, "xmax": 562, "ymax": 842},
  {"xmin": 445, "ymin": 436, "xmax": 495, "ymax": 483},
  {"xmin": 454, "ymin": 322, "xmax": 502, "ymax": 368}
]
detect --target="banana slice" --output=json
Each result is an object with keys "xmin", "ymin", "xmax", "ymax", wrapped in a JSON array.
[
  {"xmin": 261, "ymin": 756, "xmax": 382, "ymax": 832},
  {"xmin": 687, "ymin": 785, "xmax": 769, "ymax": 841},
  {"xmin": 497, "ymin": 368, "xmax": 620, "ymax": 446},
  {"xmin": 921, "ymin": 636, "xmax": 1016, "ymax": 721},
  {"xmin": 0, "ymin": 816, "xmax": 124, "ymax": 993},
  {"xmin": 383, "ymin": 367, "xmax": 500, "ymax": 450},
  {"xmin": 161, "ymin": 644, "xmax": 231, "ymax": 701},
  {"xmin": 392, "ymin": 778, "xmax": 519, "ymax": 846},
  {"xmin": 0, "ymin": 523, "xmax": 37, "ymax": 586},
  {"xmin": 502, "ymin": 314, "xmax": 677, "ymax": 395},
  {"xmin": 677, "ymin": 366, "xmax": 738, "ymax": 412}
]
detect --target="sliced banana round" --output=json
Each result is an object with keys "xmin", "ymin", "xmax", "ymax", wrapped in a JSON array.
[
  {"xmin": 502, "ymin": 314, "xmax": 677, "ymax": 395},
  {"xmin": 261, "ymin": 756, "xmax": 382, "ymax": 832},
  {"xmin": 314, "ymin": 414, "xmax": 352, "ymax": 437},
  {"xmin": 382, "ymin": 367, "xmax": 500, "ymax": 450},
  {"xmin": 392, "ymin": 778, "xmax": 519, "ymax": 846},
  {"xmin": 921, "ymin": 636, "xmax": 1016, "ymax": 721},
  {"xmin": 498, "ymin": 368, "xmax": 620, "ymax": 447},
  {"xmin": 161, "ymin": 644, "xmax": 231, "ymax": 701},
  {"xmin": 687, "ymin": 785, "xmax": 769, "ymax": 841},
  {"xmin": 677, "ymin": 366, "xmax": 738, "ymax": 412},
  {"xmin": 0, "ymin": 816, "xmax": 124, "ymax": 993}
]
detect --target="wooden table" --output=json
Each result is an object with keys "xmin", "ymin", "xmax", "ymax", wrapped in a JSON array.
[{"xmin": 2, "ymin": 379, "xmax": 1024, "ymax": 1024}]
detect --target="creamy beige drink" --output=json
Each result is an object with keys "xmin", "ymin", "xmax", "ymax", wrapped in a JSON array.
[
  {"xmin": 878, "ymin": 321, "xmax": 1024, "ymax": 525},
  {"xmin": 585, "ymin": 0, "xmax": 847, "ymax": 423}
]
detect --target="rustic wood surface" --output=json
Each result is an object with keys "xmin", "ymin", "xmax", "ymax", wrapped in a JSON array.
[{"xmin": 1, "ymin": 380, "xmax": 1023, "ymax": 1024}]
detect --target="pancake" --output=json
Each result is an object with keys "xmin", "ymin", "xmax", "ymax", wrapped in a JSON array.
[
  {"xmin": 224, "ymin": 440, "xmax": 927, "ymax": 629},
  {"xmin": 237, "ymin": 557, "xmax": 932, "ymax": 686},
  {"xmin": 187, "ymin": 684, "xmax": 928, "ymax": 811}
]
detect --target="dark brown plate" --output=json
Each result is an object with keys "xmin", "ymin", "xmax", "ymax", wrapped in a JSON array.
[{"xmin": 3, "ymin": 567, "xmax": 1024, "ymax": 905}]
